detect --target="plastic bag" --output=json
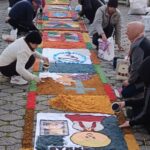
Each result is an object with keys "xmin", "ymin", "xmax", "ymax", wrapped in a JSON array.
[{"xmin": 98, "ymin": 37, "xmax": 114, "ymax": 61}]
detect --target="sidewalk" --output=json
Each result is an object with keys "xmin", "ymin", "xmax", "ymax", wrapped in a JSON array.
[{"xmin": 0, "ymin": 0, "xmax": 150, "ymax": 149}]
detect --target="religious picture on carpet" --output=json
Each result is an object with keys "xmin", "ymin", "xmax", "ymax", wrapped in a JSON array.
[
  {"xmin": 47, "ymin": 32, "xmax": 61, "ymax": 41},
  {"xmin": 34, "ymin": 113, "xmax": 128, "ymax": 150},
  {"xmin": 43, "ymin": 11, "xmax": 74, "ymax": 18},
  {"xmin": 51, "ymin": 12, "xmax": 68, "ymax": 18},
  {"xmin": 44, "ymin": 5, "xmax": 70, "ymax": 12},
  {"xmin": 39, "ymin": 20, "xmax": 87, "ymax": 32},
  {"xmin": 65, "ymin": 114, "xmax": 111, "ymax": 147},
  {"xmin": 46, "ymin": 32, "xmax": 79, "ymax": 42},
  {"xmin": 41, "ymin": 31, "xmax": 88, "ymax": 49},
  {"xmin": 40, "ymin": 120, "xmax": 69, "ymax": 136},
  {"xmin": 44, "ymin": 21, "xmax": 79, "ymax": 29},
  {"xmin": 42, "ymin": 48, "xmax": 92, "ymax": 64},
  {"xmin": 64, "ymin": 33, "xmax": 79, "ymax": 42}
]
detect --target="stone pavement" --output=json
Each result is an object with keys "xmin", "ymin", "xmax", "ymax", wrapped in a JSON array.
[{"xmin": 0, "ymin": 0, "xmax": 150, "ymax": 149}]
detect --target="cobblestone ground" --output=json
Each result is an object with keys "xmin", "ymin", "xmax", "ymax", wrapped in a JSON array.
[{"xmin": 0, "ymin": 0, "xmax": 150, "ymax": 150}]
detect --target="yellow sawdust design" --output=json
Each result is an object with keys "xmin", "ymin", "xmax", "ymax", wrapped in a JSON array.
[{"xmin": 49, "ymin": 95, "xmax": 114, "ymax": 114}]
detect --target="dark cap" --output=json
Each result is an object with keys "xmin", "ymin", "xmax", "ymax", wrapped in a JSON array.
[
  {"xmin": 108, "ymin": 0, "xmax": 118, "ymax": 8},
  {"xmin": 25, "ymin": 30, "xmax": 42, "ymax": 44}
]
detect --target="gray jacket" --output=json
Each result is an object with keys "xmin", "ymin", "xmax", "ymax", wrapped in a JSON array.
[{"xmin": 92, "ymin": 5, "xmax": 122, "ymax": 45}]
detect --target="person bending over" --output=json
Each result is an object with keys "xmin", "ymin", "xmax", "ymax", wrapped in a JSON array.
[
  {"xmin": 6, "ymin": 0, "xmax": 41, "ymax": 33},
  {"xmin": 92, "ymin": 0, "xmax": 123, "ymax": 50},
  {"xmin": 0, "ymin": 30, "xmax": 49, "ymax": 85}
]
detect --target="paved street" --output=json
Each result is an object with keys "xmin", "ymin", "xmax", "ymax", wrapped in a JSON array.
[{"xmin": 0, "ymin": 0, "xmax": 150, "ymax": 149}]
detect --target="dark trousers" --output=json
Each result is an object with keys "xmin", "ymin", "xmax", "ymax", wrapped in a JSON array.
[
  {"xmin": 125, "ymin": 87, "xmax": 150, "ymax": 132},
  {"xmin": 0, "ymin": 55, "xmax": 35, "ymax": 77},
  {"xmin": 92, "ymin": 24, "xmax": 114, "ymax": 49},
  {"xmin": 8, "ymin": 18, "xmax": 38, "ymax": 33},
  {"xmin": 121, "ymin": 83, "xmax": 144, "ymax": 98},
  {"xmin": 126, "ymin": 98, "xmax": 144, "ymax": 118}
]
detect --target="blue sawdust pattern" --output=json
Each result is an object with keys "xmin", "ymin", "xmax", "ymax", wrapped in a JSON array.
[
  {"xmin": 40, "ymin": 63, "xmax": 96, "ymax": 74},
  {"xmin": 36, "ymin": 135, "xmax": 64, "ymax": 150},
  {"xmin": 94, "ymin": 116, "xmax": 128, "ymax": 150}
]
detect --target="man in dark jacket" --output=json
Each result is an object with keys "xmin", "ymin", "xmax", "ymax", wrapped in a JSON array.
[
  {"xmin": 6, "ymin": 0, "xmax": 41, "ymax": 33},
  {"xmin": 117, "ymin": 56, "xmax": 150, "ymax": 132},
  {"xmin": 78, "ymin": 0, "xmax": 105, "ymax": 24},
  {"xmin": 121, "ymin": 21, "xmax": 150, "ymax": 98}
]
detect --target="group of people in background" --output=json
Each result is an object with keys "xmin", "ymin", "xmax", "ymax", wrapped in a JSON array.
[{"xmin": 0, "ymin": 0, "xmax": 150, "ymax": 132}]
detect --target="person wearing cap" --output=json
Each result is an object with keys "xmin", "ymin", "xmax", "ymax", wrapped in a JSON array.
[
  {"xmin": 6, "ymin": 0, "xmax": 41, "ymax": 33},
  {"xmin": 78, "ymin": 0, "xmax": 105, "ymax": 24},
  {"xmin": 115, "ymin": 56, "xmax": 150, "ymax": 133},
  {"xmin": 92, "ymin": 0, "xmax": 123, "ymax": 50},
  {"xmin": 121, "ymin": 21, "xmax": 150, "ymax": 98},
  {"xmin": 0, "ymin": 31, "xmax": 49, "ymax": 85}
]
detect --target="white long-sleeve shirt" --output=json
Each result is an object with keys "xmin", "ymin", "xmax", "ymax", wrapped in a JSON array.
[{"xmin": 0, "ymin": 37, "xmax": 43, "ymax": 81}]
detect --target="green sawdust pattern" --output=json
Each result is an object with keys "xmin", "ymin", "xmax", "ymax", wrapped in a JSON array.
[
  {"xmin": 28, "ymin": 73, "xmax": 38, "ymax": 91},
  {"xmin": 86, "ymin": 43, "xmax": 93, "ymax": 50},
  {"xmin": 36, "ymin": 48, "xmax": 42, "ymax": 54},
  {"xmin": 94, "ymin": 64, "xmax": 108, "ymax": 83}
]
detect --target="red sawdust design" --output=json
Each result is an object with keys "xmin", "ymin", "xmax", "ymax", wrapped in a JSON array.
[
  {"xmin": 26, "ymin": 92, "xmax": 36, "ymax": 109},
  {"xmin": 104, "ymin": 84, "xmax": 116, "ymax": 102}
]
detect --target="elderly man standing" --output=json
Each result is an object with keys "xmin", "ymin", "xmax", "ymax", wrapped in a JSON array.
[
  {"xmin": 92, "ymin": 0, "xmax": 123, "ymax": 50},
  {"xmin": 121, "ymin": 21, "xmax": 150, "ymax": 98}
]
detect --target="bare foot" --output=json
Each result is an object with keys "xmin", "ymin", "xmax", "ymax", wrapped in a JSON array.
[{"xmin": 119, "ymin": 121, "xmax": 130, "ymax": 128}]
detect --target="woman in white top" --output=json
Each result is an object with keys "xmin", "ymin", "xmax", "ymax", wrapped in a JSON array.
[{"xmin": 0, "ymin": 30, "xmax": 49, "ymax": 85}]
